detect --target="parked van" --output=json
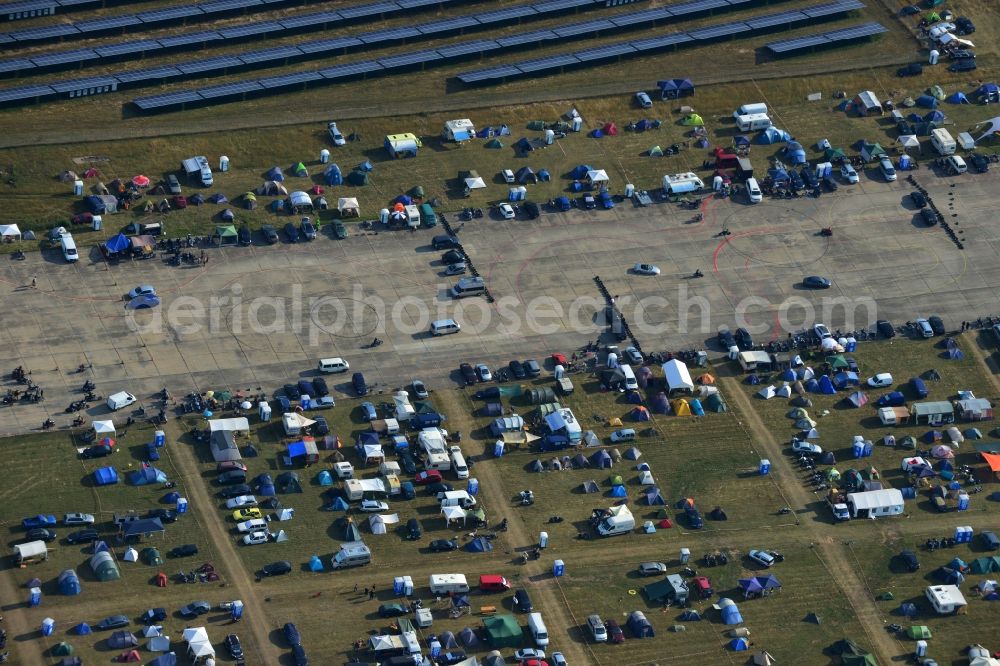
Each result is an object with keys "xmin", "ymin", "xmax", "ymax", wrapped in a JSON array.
[
  {"xmin": 318, "ymin": 357, "xmax": 350, "ymax": 373},
  {"xmin": 450, "ymin": 447, "xmax": 469, "ymax": 479},
  {"xmin": 419, "ymin": 202, "xmax": 437, "ymax": 227},
  {"xmin": 330, "ymin": 542, "xmax": 371, "ymax": 569},
  {"xmin": 733, "ymin": 102, "xmax": 767, "ymax": 118},
  {"xmin": 450, "ymin": 276, "xmax": 486, "ymax": 299},
  {"xmin": 438, "ymin": 489, "xmax": 476, "ymax": 508},
  {"xmin": 746, "ymin": 177, "xmax": 762, "ymax": 203},
  {"xmin": 586, "ymin": 614, "xmax": 608, "ymax": 642},
  {"xmin": 429, "ymin": 573, "xmax": 469, "ymax": 595},
  {"xmin": 479, "ymin": 574, "xmax": 511, "ymax": 592},
  {"xmin": 735, "ymin": 113, "xmax": 773, "ymax": 132},
  {"xmin": 610, "ymin": 428, "xmax": 636, "ymax": 443},
  {"xmin": 981, "ymin": 530, "xmax": 1000, "ymax": 551},
  {"xmin": 528, "ymin": 612, "xmax": 549, "ymax": 646},
  {"xmin": 430, "ymin": 319, "xmax": 461, "ymax": 336},
  {"xmin": 946, "ymin": 155, "xmax": 967, "ymax": 174},
  {"xmin": 60, "ymin": 234, "xmax": 78, "ymax": 262},
  {"xmin": 620, "ymin": 364, "xmax": 638, "ymax": 390}
]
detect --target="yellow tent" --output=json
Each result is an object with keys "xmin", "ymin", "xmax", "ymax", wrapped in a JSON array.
[
  {"xmin": 672, "ymin": 399, "xmax": 691, "ymax": 416},
  {"xmin": 681, "ymin": 113, "xmax": 704, "ymax": 126},
  {"xmin": 607, "ymin": 417, "xmax": 623, "ymax": 427}
]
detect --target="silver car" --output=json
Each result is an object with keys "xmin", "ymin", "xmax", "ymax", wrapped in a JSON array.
[
  {"xmin": 445, "ymin": 262, "xmax": 467, "ymax": 275},
  {"xmin": 637, "ymin": 562, "xmax": 667, "ymax": 576}
]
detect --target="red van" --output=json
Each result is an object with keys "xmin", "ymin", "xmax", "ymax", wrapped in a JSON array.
[
  {"xmin": 692, "ymin": 576, "xmax": 713, "ymax": 599},
  {"xmin": 479, "ymin": 575, "xmax": 511, "ymax": 593}
]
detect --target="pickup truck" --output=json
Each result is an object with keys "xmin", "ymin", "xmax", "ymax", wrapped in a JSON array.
[{"xmin": 827, "ymin": 492, "xmax": 850, "ymax": 522}]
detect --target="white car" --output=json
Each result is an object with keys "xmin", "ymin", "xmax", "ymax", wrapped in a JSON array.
[
  {"xmin": 632, "ymin": 263, "xmax": 661, "ymax": 276},
  {"xmin": 840, "ymin": 164, "xmax": 859, "ymax": 184},
  {"xmin": 242, "ymin": 530, "xmax": 270, "ymax": 546},
  {"xmin": 225, "ymin": 495, "xmax": 258, "ymax": 509},
  {"xmin": 64, "ymin": 512, "xmax": 96, "ymax": 526},
  {"xmin": 746, "ymin": 177, "xmax": 762, "ymax": 203},
  {"xmin": 498, "ymin": 203, "xmax": 516, "ymax": 220},
  {"xmin": 359, "ymin": 499, "xmax": 389, "ymax": 513},
  {"xmin": 813, "ymin": 323, "xmax": 832, "ymax": 340},
  {"xmin": 474, "ymin": 363, "xmax": 492, "ymax": 382},
  {"xmin": 748, "ymin": 549, "xmax": 776, "ymax": 568},
  {"xmin": 915, "ymin": 318, "xmax": 934, "ymax": 338},
  {"xmin": 236, "ymin": 518, "xmax": 267, "ymax": 533},
  {"xmin": 514, "ymin": 648, "xmax": 546, "ymax": 661},
  {"xmin": 879, "ymin": 156, "xmax": 897, "ymax": 182},
  {"xmin": 867, "ymin": 373, "xmax": 894, "ymax": 388},
  {"xmin": 327, "ymin": 121, "xmax": 346, "ymax": 146},
  {"xmin": 127, "ymin": 285, "xmax": 156, "ymax": 299},
  {"xmin": 551, "ymin": 653, "xmax": 568, "ymax": 666},
  {"xmin": 791, "ymin": 440, "xmax": 822, "ymax": 455}
]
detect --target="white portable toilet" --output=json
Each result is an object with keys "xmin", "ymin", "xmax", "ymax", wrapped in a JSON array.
[
  {"xmin": 320, "ymin": 149, "xmax": 330, "ymax": 164},
  {"xmin": 544, "ymin": 129, "xmax": 555, "ymax": 145},
  {"xmin": 571, "ymin": 117, "xmax": 583, "ymax": 132},
  {"xmin": 415, "ymin": 607, "xmax": 433, "ymax": 628},
  {"xmin": 539, "ymin": 531, "xmax": 548, "ymax": 548},
  {"xmin": 219, "ymin": 155, "xmax": 230, "ymax": 172},
  {"xmin": 92, "ymin": 215, "xmax": 102, "ymax": 231},
  {"xmin": 929, "ymin": 50, "xmax": 939, "ymax": 65},
  {"xmin": 380, "ymin": 208, "xmax": 390, "ymax": 224},
  {"xmin": 680, "ymin": 547, "xmax": 690, "ymax": 564},
  {"xmin": 713, "ymin": 175, "xmax": 724, "ymax": 191},
  {"xmin": 915, "ymin": 640, "xmax": 927, "ymax": 657},
  {"xmin": 625, "ymin": 183, "xmax": 635, "ymax": 198},
  {"xmin": 258, "ymin": 401, "xmax": 271, "ymax": 422},
  {"xmin": 73, "ymin": 179, "xmax": 84, "ymax": 195}
]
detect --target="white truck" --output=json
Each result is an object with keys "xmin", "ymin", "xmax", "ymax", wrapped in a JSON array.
[
  {"xmin": 596, "ymin": 504, "xmax": 634, "ymax": 537},
  {"xmin": 827, "ymin": 491, "xmax": 851, "ymax": 522},
  {"xmin": 930, "ymin": 128, "xmax": 956, "ymax": 156},
  {"xmin": 429, "ymin": 573, "xmax": 469, "ymax": 595},
  {"xmin": 181, "ymin": 156, "xmax": 214, "ymax": 187}
]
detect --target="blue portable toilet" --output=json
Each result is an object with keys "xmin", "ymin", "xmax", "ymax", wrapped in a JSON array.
[
  {"xmin": 301, "ymin": 395, "xmax": 311, "ymax": 410},
  {"xmin": 231, "ymin": 600, "xmax": 243, "ymax": 622},
  {"xmin": 759, "ymin": 459, "xmax": 771, "ymax": 475},
  {"xmin": 41, "ymin": 617, "xmax": 55, "ymax": 636},
  {"xmin": 308, "ymin": 555, "xmax": 324, "ymax": 572},
  {"xmin": 154, "ymin": 430, "xmax": 165, "ymax": 447},
  {"xmin": 430, "ymin": 639, "xmax": 442, "ymax": 658},
  {"xmin": 176, "ymin": 497, "xmax": 188, "ymax": 514},
  {"xmin": 29, "ymin": 586, "xmax": 41, "ymax": 606},
  {"xmin": 553, "ymin": 559, "xmax": 565, "ymax": 577},
  {"xmin": 853, "ymin": 441, "xmax": 864, "ymax": 458},
  {"xmin": 494, "ymin": 441, "xmax": 505, "ymax": 457},
  {"xmin": 468, "ymin": 478, "xmax": 479, "ymax": 496},
  {"xmin": 863, "ymin": 442, "xmax": 873, "ymax": 457},
  {"xmin": 958, "ymin": 493, "xmax": 970, "ymax": 511},
  {"xmin": 955, "ymin": 526, "xmax": 972, "ymax": 542},
  {"xmin": 845, "ymin": 339, "xmax": 857, "ymax": 352},
  {"xmin": 901, "ymin": 487, "xmax": 916, "ymax": 499}
]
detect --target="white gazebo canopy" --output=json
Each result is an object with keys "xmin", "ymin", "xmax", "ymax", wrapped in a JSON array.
[
  {"xmin": 897, "ymin": 134, "xmax": 921, "ymax": 151},
  {"xmin": 464, "ymin": 177, "xmax": 486, "ymax": 190},
  {"xmin": 338, "ymin": 197, "xmax": 359, "ymax": 214},
  {"xmin": 93, "ymin": 420, "xmax": 116, "ymax": 435},
  {"xmin": 441, "ymin": 505, "xmax": 466, "ymax": 525},
  {"xmin": 0, "ymin": 224, "xmax": 21, "ymax": 240},
  {"xmin": 586, "ymin": 169, "xmax": 609, "ymax": 183}
]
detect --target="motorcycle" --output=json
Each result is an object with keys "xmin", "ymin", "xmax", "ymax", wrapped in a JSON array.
[
  {"xmin": 42, "ymin": 418, "xmax": 54, "ymax": 430},
  {"xmin": 367, "ymin": 338, "xmax": 384, "ymax": 348}
]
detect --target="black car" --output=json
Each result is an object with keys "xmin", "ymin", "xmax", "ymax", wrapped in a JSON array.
[
  {"xmin": 26, "ymin": 528, "xmax": 57, "ymax": 542},
  {"xmin": 513, "ymin": 589, "xmax": 533, "ymax": 612},
  {"xmin": 523, "ymin": 359, "xmax": 541, "ymax": 377},
  {"xmin": 822, "ymin": 175, "xmax": 838, "ymax": 192},
  {"xmin": 896, "ymin": 62, "xmax": 923, "ymax": 77},
  {"xmin": 261, "ymin": 224, "xmax": 278, "ymax": 244},
  {"xmin": 297, "ymin": 379, "xmax": 315, "ymax": 398},
  {"xmin": 425, "ymin": 482, "xmax": 453, "ymax": 495},
  {"xmin": 432, "ymin": 234, "xmax": 460, "ymax": 250},
  {"xmin": 313, "ymin": 416, "xmax": 330, "ymax": 437},
  {"xmin": 429, "ymin": 538, "xmax": 458, "ymax": 552},
  {"xmin": 735, "ymin": 327, "xmax": 753, "ymax": 350},
  {"xmin": 283, "ymin": 383, "xmax": 301, "ymax": 400},
  {"xmin": 81, "ymin": 444, "xmax": 112, "ymax": 459},
  {"xmin": 95, "ymin": 615, "xmax": 130, "ymax": 631},
  {"xmin": 437, "ymin": 651, "xmax": 469, "ymax": 665},
  {"xmin": 218, "ymin": 470, "xmax": 247, "ymax": 485},
  {"xmin": 802, "ymin": 276, "xmax": 832, "ymax": 289},
  {"xmin": 876, "ymin": 320, "xmax": 896, "ymax": 338},
  {"xmin": 910, "ymin": 191, "xmax": 927, "ymax": 208},
  {"xmin": 311, "ymin": 377, "xmax": 329, "ymax": 397},
  {"xmin": 66, "ymin": 528, "xmax": 99, "ymax": 544},
  {"xmin": 524, "ymin": 201, "xmax": 540, "ymax": 219},
  {"xmin": 147, "ymin": 509, "xmax": 178, "ymax": 523},
  {"xmin": 955, "ymin": 16, "xmax": 975, "ymax": 34},
  {"xmin": 969, "ymin": 153, "xmax": 990, "ymax": 173},
  {"xmin": 717, "ymin": 326, "xmax": 736, "ymax": 350},
  {"xmin": 284, "ymin": 222, "xmax": 300, "ymax": 242},
  {"xmin": 352, "ymin": 372, "xmax": 368, "ymax": 396},
  {"xmin": 180, "ymin": 601, "xmax": 211, "ymax": 618},
  {"xmin": 948, "ymin": 59, "xmax": 976, "ymax": 73},
  {"xmin": 928, "ymin": 316, "xmax": 945, "ymax": 336},
  {"xmin": 292, "ymin": 644, "xmax": 309, "ymax": 666},
  {"xmin": 459, "ymin": 363, "xmax": 477, "ymax": 384},
  {"xmin": 920, "ymin": 208, "xmax": 938, "ymax": 225},
  {"xmin": 225, "ymin": 633, "xmax": 244, "ymax": 659},
  {"xmin": 283, "ymin": 622, "xmax": 301, "ymax": 646},
  {"xmin": 263, "ymin": 560, "xmax": 292, "ymax": 577},
  {"xmin": 169, "ymin": 544, "xmax": 199, "ymax": 558},
  {"xmin": 238, "ymin": 224, "xmax": 252, "ymax": 246},
  {"xmin": 219, "ymin": 484, "xmax": 252, "ymax": 499},
  {"xmin": 898, "ymin": 549, "xmax": 920, "ymax": 572},
  {"xmin": 508, "ymin": 360, "xmax": 526, "ymax": 380},
  {"xmin": 141, "ymin": 608, "xmax": 168, "ymax": 625},
  {"xmin": 442, "ymin": 249, "xmax": 464, "ymax": 265},
  {"xmin": 399, "ymin": 451, "xmax": 417, "ymax": 475},
  {"xmin": 332, "ymin": 220, "xmax": 347, "ymax": 239}
]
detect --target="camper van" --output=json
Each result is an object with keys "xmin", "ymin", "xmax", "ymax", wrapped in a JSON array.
[
  {"xmin": 330, "ymin": 542, "xmax": 372, "ymax": 570},
  {"xmin": 662, "ymin": 172, "xmax": 705, "ymax": 195},
  {"xmin": 449, "ymin": 446, "xmax": 469, "ymax": 479},
  {"xmin": 419, "ymin": 202, "xmax": 437, "ymax": 227},
  {"xmin": 429, "ymin": 573, "xmax": 469, "ymax": 595},
  {"xmin": 438, "ymin": 490, "xmax": 476, "ymax": 509},
  {"xmin": 405, "ymin": 204, "xmax": 420, "ymax": 228},
  {"xmin": 181, "ymin": 156, "xmax": 213, "ymax": 187},
  {"xmin": 930, "ymin": 128, "xmax": 957, "ymax": 155},
  {"xmin": 733, "ymin": 103, "xmax": 767, "ymax": 118},
  {"xmin": 735, "ymin": 113, "xmax": 773, "ymax": 132},
  {"xmin": 450, "ymin": 276, "xmax": 486, "ymax": 299},
  {"xmin": 430, "ymin": 319, "xmax": 461, "ymax": 336},
  {"xmin": 528, "ymin": 613, "xmax": 550, "ymax": 646},
  {"xmin": 61, "ymin": 234, "xmax": 78, "ymax": 262},
  {"xmin": 620, "ymin": 364, "xmax": 638, "ymax": 391}
]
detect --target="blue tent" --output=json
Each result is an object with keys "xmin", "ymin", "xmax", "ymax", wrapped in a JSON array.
[
  {"xmin": 570, "ymin": 164, "xmax": 593, "ymax": 179},
  {"xmin": 784, "ymin": 145, "xmax": 807, "ymax": 165},
  {"xmin": 817, "ymin": 376, "xmax": 837, "ymax": 394},
  {"xmin": 316, "ymin": 470, "xmax": 333, "ymax": 486},
  {"xmin": 162, "ymin": 491, "xmax": 180, "ymax": 504},
  {"xmin": 781, "ymin": 369, "xmax": 796, "ymax": 381},
  {"xmin": 679, "ymin": 609, "xmax": 701, "ymax": 621},
  {"xmin": 128, "ymin": 466, "xmax": 167, "ymax": 486},
  {"xmin": 590, "ymin": 450, "xmax": 613, "ymax": 468},
  {"xmin": 73, "ymin": 622, "xmax": 92, "ymax": 635},
  {"xmin": 768, "ymin": 168, "xmax": 790, "ymax": 184},
  {"xmin": 93, "ymin": 467, "xmax": 118, "ymax": 486},
  {"xmin": 589, "ymin": 129, "xmax": 603, "ymax": 138},
  {"xmin": 876, "ymin": 391, "xmax": 905, "ymax": 407},
  {"xmin": 719, "ymin": 599, "xmax": 743, "ymax": 625},
  {"xmin": 946, "ymin": 91, "xmax": 970, "ymax": 104},
  {"xmin": 149, "ymin": 654, "xmax": 178, "ymax": 666},
  {"xmin": 746, "ymin": 374, "xmax": 760, "ymax": 385},
  {"xmin": 645, "ymin": 487, "xmax": 665, "ymax": 505},
  {"xmin": 626, "ymin": 391, "xmax": 643, "ymax": 405},
  {"xmin": 609, "ymin": 484, "xmax": 627, "ymax": 498},
  {"xmin": 916, "ymin": 94, "xmax": 938, "ymax": 108},
  {"xmin": 631, "ymin": 406, "xmax": 650, "ymax": 421},
  {"xmin": 394, "ymin": 194, "xmax": 412, "ymax": 206},
  {"xmin": 537, "ymin": 168, "xmax": 551, "ymax": 182},
  {"xmin": 924, "ymin": 110, "xmax": 945, "ymax": 122},
  {"xmin": 651, "ymin": 392, "xmax": 669, "ymax": 413},
  {"xmin": 93, "ymin": 540, "xmax": 109, "ymax": 553},
  {"xmin": 105, "ymin": 233, "xmax": 130, "ymax": 253},
  {"xmin": 331, "ymin": 497, "xmax": 349, "ymax": 511},
  {"xmin": 688, "ymin": 399, "xmax": 705, "ymax": 416},
  {"xmin": 58, "ymin": 569, "xmax": 81, "ymax": 595},
  {"xmin": 657, "ymin": 78, "xmax": 694, "ymax": 98},
  {"xmin": 627, "ymin": 611, "xmax": 654, "ymax": 638},
  {"xmin": 899, "ymin": 602, "xmax": 918, "ymax": 617},
  {"xmin": 976, "ymin": 82, "xmax": 999, "ymax": 100},
  {"xmin": 624, "ymin": 447, "xmax": 642, "ymax": 460},
  {"xmin": 730, "ymin": 637, "xmax": 749, "ymax": 651},
  {"xmin": 265, "ymin": 166, "xmax": 284, "ymax": 182},
  {"xmin": 308, "ymin": 555, "xmax": 324, "ymax": 572},
  {"xmin": 936, "ymin": 567, "xmax": 964, "ymax": 584},
  {"xmin": 803, "ymin": 378, "xmax": 819, "ymax": 393},
  {"xmin": 465, "ymin": 536, "xmax": 493, "ymax": 553},
  {"xmin": 833, "ymin": 372, "xmax": 859, "ymax": 389},
  {"xmin": 323, "ymin": 164, "xmax": 342, "ymax": 185},
  {"xmin": 758, "ymin": 127, "xmax": 788, "ymax": 144},
  {"xmin": 357, "ymin": 160, "xmax": 374, "ymax": 172}
]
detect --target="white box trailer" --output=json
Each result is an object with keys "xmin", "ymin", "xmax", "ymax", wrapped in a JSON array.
[
  {"xmin": 343, "ymin": 478, "xmax": 387, "ymax": 500},
  {"xmin": 429, "ymin": 573, "xmax": 469, "ymax": 595},
  {"xmin": 847, "ymin": 488, "xmax": 904, "ymax": 518},
  {"xmin": 930, "ymin": 128, "xmax": 956, "ymax": 156},
  {"xmin": 13, "ymin": 540, "xmax": 48, "ymax": 564}
]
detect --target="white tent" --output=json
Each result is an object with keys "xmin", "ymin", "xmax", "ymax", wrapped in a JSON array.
[
  {"xmin": 148, "ymin": 635, "xmax": 170, "ymax": 652},
  {"xmin": 183, "ymin": 627, "xmax": 215, "ymax": 660},
  {"xmin": 441, "ymin": 505, "xmax": 466, "ymax": 525},
  {"xmin": 93, "ymin": 420, "xmax": 116, "ymax": 435},
  {"xmin": 0, "ymin": 223, "xmax": 21, "ymax": 241},
  {"xmin": 142, "ymin": 626, "xmax": 162, "ymax": 638},
  {"xmin": 369, "ymin": 513, "xmax": 399, "ymax": 535},
  {"xmin": 338, "ymin": 197, "xmax": 360, "ymax": 216},
  {"xmin": 275, "ymin": 529, "xmax": 289, "ymax": 542},
  {"xmin": 662, "ymin": 359, "xmax": 694, "ymax": 396},
  {"xmin": 277, "ymin": 508, "xmax": 295, "ymax": 521},
  {"xmin": 897, "ymin": 134, "xmax": 921, "ymax": 151},
  {"xmin": 638, "ymin": 470, "xmax": 655, "ymax": 485},
  {"xmin": 775, "ymin": 383, "xmax": 792, "ymax": 398},
  {"xmin": 586, "ymin": 169, "xmax": 609, "ymax": 185},
  {"xmin": 820, "ymin": 337, "xmax": 844, "ymax": 353},
  {"xmin": 464, "ymin": 177, "xmax": 486, "ymax": 190},
  {"xmin": 362, "ymin": 444, "xmax": 385, "ymax": 464},
  {"xmin": 974, "ymin": 117, "xmax": 1000, "ymax": 143},
  {"xmin": 758, "ymin": 385, "xmax": 776, "ymax": 400},
  {"xmin": 122, "ymin": 547, "xmax": 138, "ymax": 562},
  {"xmin": 209, "ymin": 417, "xmax": 249, "ymax": 433}
]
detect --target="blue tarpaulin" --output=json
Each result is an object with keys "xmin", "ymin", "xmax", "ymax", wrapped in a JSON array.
[{"xmin": 104, "ymin": 233, "xmax": 130, "ymax": 253}]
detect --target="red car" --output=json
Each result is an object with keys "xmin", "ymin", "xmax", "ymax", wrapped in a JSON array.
[
  {"xmin": 173, "ymin": 195, "xmax": 188, "ymax": 209},
  {"xmin": 71, "ymin": 212, "xmax": 94, "ymax": 225},
  {"xmin": 217, "ymin": 461, "xmax": 248, "ymax": 473},
  {"xmin": 551, "ymin": 353, "xmax": 567, "ymax": 366},
  {"xmin": 606, "ymin": 619, "xmax": 625, "ymax": 644},
  {"xmin": 414, "ymin": 470, "xmax": 443, "ymax": 485}
]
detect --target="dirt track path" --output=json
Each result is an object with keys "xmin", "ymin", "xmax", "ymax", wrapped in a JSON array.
[
  {"xmin": 719, "ymin": 376, "xmax": 904, "ymax": 664},
  {"xmin": 166, "ymin": 425, "xmax": 282, "ymax": 665},
  {"xmin": 0, "ymin": 565, "xmax": 40, "ymax": 666}
]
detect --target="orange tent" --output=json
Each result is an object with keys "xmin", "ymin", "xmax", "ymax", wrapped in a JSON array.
[
  {"xmin": 981, "ymin": 451, "xmax": 1000, "ymax": 473},
  {"xmin": 698, "ymin": 374, "xmax": 716, "ymax": 385},
  {"xmin": 119, "ymin": 649, "xmax": 141, "ymax": 662},
  {"xmin": 154, "ymin": 572, "xmax": 167, "ymax": 587}
]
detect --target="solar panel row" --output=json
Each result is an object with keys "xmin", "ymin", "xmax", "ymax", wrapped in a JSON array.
[{"xmin": 766, "ymin": 21, "xmax": 886, "ymax": 54}]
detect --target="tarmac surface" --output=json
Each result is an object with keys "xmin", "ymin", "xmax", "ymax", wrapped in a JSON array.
[{"xmin": 2, "ymin": 165, "xmax": 999, "ymax": 435}]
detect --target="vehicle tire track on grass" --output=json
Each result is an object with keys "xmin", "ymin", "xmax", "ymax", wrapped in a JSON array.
[
  {"xmin": 719, "ymin": 375, "xmax": 904, "ymax": 663},
  {"xmin": 166, "ymin": 427, "xmax": 282, "ymax": 665}
]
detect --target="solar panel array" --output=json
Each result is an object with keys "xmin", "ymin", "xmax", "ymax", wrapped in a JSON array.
[
  {"xmin": 766, "ymin": 21, "xmax": 886, "ymax": 54},
  {"xmin": 131, "ymin": 0, "xmax": 865, "ymax": 113}
]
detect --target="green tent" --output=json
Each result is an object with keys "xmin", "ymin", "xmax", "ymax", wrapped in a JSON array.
[
  {"xmin": 907, "ymin": 626, "xmax": 931, "ymax": 639},
  {"xmin": 485, "ymin": 138, "xmax": 504, "ymax": 149},
  {"xmin": 842, "ymin": 655, "xmax": 878, "ymax": 666},
  {"xmin": 348, "ymin": 170, "xmax": 369, "ymax": 186},
  {"xmin": 90, "ymin": 551, "xmax": 120, "ymax": 581},
  {"xmin": 827, "ymin": 354, "xmax": 848, "ymax": 369},
  {"xmin": 408, "ymin": 185, "xmax": 425, "ymax": 198},
  {"xmin": 483, "ymin": 615, "xmax": 524, "ymax": 648},
  {"xmin": 467, "ymin": 507, "xmax": 485, "ymax": 523},
  {"xmin": 681, "ymin": 113, "xmax": 704, "ymax": 126},
  {"xmin": 610, "ymin": 475, "xmax": 623, "ymax": 486},
  {"xmin": 648, "ymin": 145, "xmax": 663, "ymax": 156},
  {"xmin": 53, "ymin": 642, "xmax": 74, "ymax": 656},
  {"xmin": 928, "ymin": 85, "xmax": 945, "ymax": 100},
  {"xmin": 527, "ymin": 120, "xmax": 545, "ymax": 131},
  {"xmin": 969, "ymin": 556, "xmax": 1000, "ymax": 574},
  {"xmin": 294, "ymin": 162, "xmax": 308, "ymax": 176},
  {"xmin": 140, "ymin": 547, "xmax": 162, "ymax": 566},
  {"xmin": 833, "ymin": 638, "xmax": 879, "ymax": 666},
  {"xmin": 215, "ymin": 225, "xmax": 237, "ymax": 245},
  {"xmin": 824, "ymin": 147, "xmax": 846, "ymax": 160},
  {"xmin": 705, "ymin": 393, "xmax": 727, "ymax": 413}
]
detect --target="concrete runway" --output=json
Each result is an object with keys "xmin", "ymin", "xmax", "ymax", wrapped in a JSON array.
[{"xmin": 2, "ymin": 165, "xmax": 999, "ymax": 435}]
